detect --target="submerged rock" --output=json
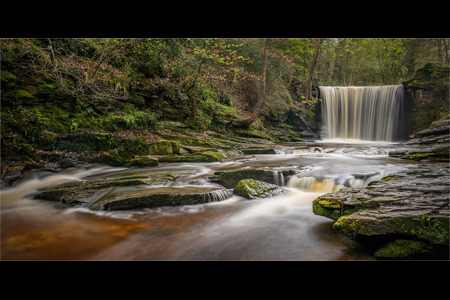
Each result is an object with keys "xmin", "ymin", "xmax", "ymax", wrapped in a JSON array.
[{"xmin": 233, "ymin": 179, "xmax": 288, "ymax": 199}]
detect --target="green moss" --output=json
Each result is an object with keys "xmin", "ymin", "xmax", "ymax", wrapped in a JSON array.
[
  {"xmin": 411, "ymin": 216, "xmax": 449, "ymax": 244},
  {"xmin": 201, "ymin": 151, "xmax": 224, "ymax": 162},
  {"xmin": 374, "ymin": 240, "xmax": 431, "ymax": 259},
  {"xmin": 233, "ymin": 179, "xmax": 286, "ymax": 199},
  {"xmin": 14, "ymin": 89, "xmax": 33, "ymax": 99},
  {"xmin": 1, "ymin": 70, "xmax": 16, "ymax": 83},
  {"xmin": 148, "ymin": 140, "xmax": 174, "ymax": 155},
  {"xmin": 402, "ymin": 147, "xmax": 449, "ymax": 162},
  {"xmin": 124, "ymin": 156, "xmax": 159, "ymax": 167},
  {"xmin": 156, "ymin": 151, "xmax": 224, "ymax": 163},
  {"xmin": 56, "ymin": 133, "xmax": 120, "ymax": 153},
  {"xmin": 333, "ymin": 216, "xmax": 372, "ymax": 236},
  {"xmin": 312, "ymin": 198, "xmax": 341, "ymax": 221}
]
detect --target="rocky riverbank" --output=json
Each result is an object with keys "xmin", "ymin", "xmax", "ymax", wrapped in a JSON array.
[
  {"xmin": 313, "ymin": 116, "xmax": 450, "ymax": 260},
  {"xmin": 0, "ymin": 129, "xmax": 286, "ymax": 188}
]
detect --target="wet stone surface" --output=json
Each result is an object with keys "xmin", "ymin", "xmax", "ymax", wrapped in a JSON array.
[{"xmin": 313, "ymin": 163, "xmax": 450, "ymax": 252}]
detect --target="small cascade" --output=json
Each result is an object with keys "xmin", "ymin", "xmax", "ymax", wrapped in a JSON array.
[
  {"xmin": 319, "ymin": 85, "xmax": 410, "ymax": 142},
  {"xmin": 287, "ymin": 176, "xmax": 344, "ymax": 193},
  {"xmin": 287, "ymin": 172, "xmax": 382, "ymax": 193},
  {"xmin": 272, "ymin": 170, "xmax": 285, "ymax": 186},
  {"xmin": 205, "ymin": 189, "xmax": 234, "ymax": 203}
]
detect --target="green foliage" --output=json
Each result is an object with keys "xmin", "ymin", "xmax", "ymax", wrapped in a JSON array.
[
  {"xmin": 412, "ymin": 215, "xmax": 449, "ymax": 244},
  {"xmin": 14, "ymin": 89, "xmax": 33, "ymax": 99},
  {"xmin": 1, "ymin": 37, "xmax": 448, "ymax": 159}
]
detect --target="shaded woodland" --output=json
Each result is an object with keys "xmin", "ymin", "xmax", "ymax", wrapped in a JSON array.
[{"xmin": 1, "ymin": 38, "xmax": 448, "ymax": 160}]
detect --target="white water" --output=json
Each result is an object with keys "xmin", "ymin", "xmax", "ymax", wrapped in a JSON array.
[
  {"xmin": 319, "ymin": 85, "xmax": 408, "ymax": 142},
  {"xmin": 1, "ymin": 167, "xmax": 125, "ymax": 208},
  {"xmin": 1, "ymin": 142, "xmax": 416, "ymax": 260}
]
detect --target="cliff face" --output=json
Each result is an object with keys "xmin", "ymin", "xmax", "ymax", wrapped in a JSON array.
[{"xmin": 403, "ymin": 63, "xmax": 450, "ymax": 136}]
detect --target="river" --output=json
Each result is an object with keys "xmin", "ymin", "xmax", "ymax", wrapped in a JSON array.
[{"xmin": 1, "ymin": 140, "xmax": 420, "ymax": 260}]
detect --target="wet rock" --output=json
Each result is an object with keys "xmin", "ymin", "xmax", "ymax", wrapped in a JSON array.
[
  {"xmin": 389, "ymin": 116, "xmax": 450, "ymax": 162},
  {"xmin": 157, "ymin": 150, "xmax": 225, "ymax": 163},
  {"xmin": 211, "ymin": 169, "xmax": 296, "ymax": 189},
  {"xmin": 233, "ymin": 179, "xmax": 288, "ymax": 199},
  {"xmin": 212, "ymin": 169, "xmax": 276, "ymax": 188},
  {"xmin": 1, "ymin": 161, "xmax": 48, "ymax": 187},
  {"xmin": 240, "ymin": 147, "xmax": 277, "ymax": 155},
  {"xmin": 36, "ymin": 178, "xmax": 150, "ymax": 206},
  {"xmin": 124, "ymin": 156, "xmax": 159, "ymax": 167},
  {"xmin": 148, "ymin": 140, "xmax": 180, "ymax": 155},
  {"xmin": 36, "ymin": 171, "xmax": 176, "ymax": 207},
  {"xmin": 312, "ymin": 164, "xmax": 449, "ymax": 257},
  {"xmin": 415, "ymin": 119, "xmax": 450, "ymax": 139},
  {"xmin": 88, "ymin": 187, "xmax": 233, "ymax": 211}
]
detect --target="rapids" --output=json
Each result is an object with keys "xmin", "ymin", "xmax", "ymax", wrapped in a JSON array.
[{"xmin": 1, "ymin": 141, "xmax": 421, "ymax": 260}]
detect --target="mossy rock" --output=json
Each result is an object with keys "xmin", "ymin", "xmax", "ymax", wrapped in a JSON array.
[
  {"xmin": 240, "ymin": 148, "xmax": 277, "ymax": 155},
  {"xmin": 201, "ymin": 151, "xmax": 225, "ymax": 162},
  {"xmin": 374, "ymin": 239, "xmax": 432, "ymax": 260},
  {"xmin": 233, "ymin": 179, "xmax": 288, "ymax": 199},
  {"xmin": 148, "ymin": 140, "xmax": 175, "ymax": 155},
  {"xmin": 212, "ymin": 169, "xmax": 277, "ymax": 189},
  {"xmin": 332, "ymin": 215, "xmax": 373, "ymax": 236},
  {"xmin": 124, "ymin": 156, "xmax": 159, "ymax": 168},
  {"xmin": 312, "ymin": 197, "xmax": 342, "ymax": 221},
  {"xmin": 402, "ymin": 146, "xmax": 449, "ymax": 162},
  {"xmin": 157, "ymin": 151, "xmax": 224, "ymax": 163},
  {"xmin": 56, "ymin": 133, "xmax": 121, "ymax": 153}
]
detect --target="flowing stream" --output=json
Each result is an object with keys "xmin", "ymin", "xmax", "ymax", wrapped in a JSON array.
[{"xmin": 1, "ymin": 141, "xmax": 420, "ymax": 260}]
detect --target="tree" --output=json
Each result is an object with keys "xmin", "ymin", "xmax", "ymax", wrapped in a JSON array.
[
  {"xmin": 304, "ymin": 38, "xmax": 325, "ymax": 102},
  {"xmin": 233, "ymin": 38, "xmax": 271, "ymax": 127}
]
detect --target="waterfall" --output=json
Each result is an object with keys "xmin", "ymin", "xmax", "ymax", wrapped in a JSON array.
[{"xmin": 319, "ymin": 85, "xmax": 409, "ymax": 142}]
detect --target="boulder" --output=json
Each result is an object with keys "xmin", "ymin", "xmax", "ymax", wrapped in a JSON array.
[{"xmin": 233, "ymin": 179, "xmax": 288, "ymax": 199}]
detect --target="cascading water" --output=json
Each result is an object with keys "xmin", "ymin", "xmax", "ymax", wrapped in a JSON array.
[{"xmin": 319, "ymin": 85, "xmax": 410, "ymax": 142}]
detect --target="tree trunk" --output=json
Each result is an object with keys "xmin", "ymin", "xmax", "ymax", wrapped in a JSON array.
[
  {"xmin": 233, "ymin": 38, "xmax": 270, "ymax": 128},
  {"xmin": 304, "ymin": 38, "xmax": 324, "ymax": 101}
]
